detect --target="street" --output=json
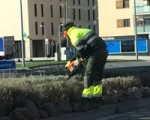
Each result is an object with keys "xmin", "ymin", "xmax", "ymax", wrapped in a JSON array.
[
  {"xmin": 99, "ymin": 106, "xmax": 150, "ymax": 120},
  {"xmin": 46, "ymin": 98, "xmax": 150, "ymax": 120},
  {"xmin": 105, "ymin": 60, "xmax": 150, "ymax": 69}
]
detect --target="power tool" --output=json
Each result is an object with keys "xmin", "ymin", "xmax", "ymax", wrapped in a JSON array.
[{"xmin": 65, "ymin": 58, "xmax": 85, "ymax": 80}]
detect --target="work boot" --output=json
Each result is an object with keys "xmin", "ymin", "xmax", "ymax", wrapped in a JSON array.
[
  {"xmin": 73, "ymin": 98, "xmax": 89, "ymax": 112},
  {"xmin": 92, "ymin": 97, "xmax": 103, "ymax": 107},
  {"xmin": 88, "ymin": 98, "xmax": 99, "ymax": 110}
]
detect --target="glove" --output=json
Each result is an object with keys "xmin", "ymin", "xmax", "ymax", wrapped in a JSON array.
[{"xmin": 79, "ymin": 58, "xmax": 84, "ymax": 62}]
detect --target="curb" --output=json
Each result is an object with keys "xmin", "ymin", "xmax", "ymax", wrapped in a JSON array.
[{"xmin": 44, "ymin": 97, "xmax": 150, "ymax": 120}]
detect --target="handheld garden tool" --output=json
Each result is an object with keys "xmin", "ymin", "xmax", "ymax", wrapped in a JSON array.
[{"xmin": 65, "ymin": 58, "xmax": 84, "ymax": 80}]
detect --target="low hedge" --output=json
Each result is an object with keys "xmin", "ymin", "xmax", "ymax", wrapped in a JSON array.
[
  {"xmin": 0, "ymin": 75, "xmax": 83, "ymax": 108},
  {"xmin": 0, "ymin": 72, "xmax": 149, "ymax": 109}
]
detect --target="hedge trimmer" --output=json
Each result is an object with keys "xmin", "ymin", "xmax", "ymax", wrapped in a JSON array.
[{"xmin": 65, "ymin": 58, "xmax": 85, "ymax": 80}]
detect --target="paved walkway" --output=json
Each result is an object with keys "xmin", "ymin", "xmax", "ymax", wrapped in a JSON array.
[
  {"xmin": 14, "ymin": 55, "xmax": 150, "ymax": 62},
  {"xmin": 107, "ymin": 55, "xmax": 150, "ymax": 61}
]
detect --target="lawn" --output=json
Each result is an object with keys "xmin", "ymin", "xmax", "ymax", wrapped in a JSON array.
[
  {"xmin": 16, "ymin": 60, "xmax": 67, "ymax": 68},
  {"xmin": 16, "ymin": 59, "xmax": 139, "ymax": 68}
]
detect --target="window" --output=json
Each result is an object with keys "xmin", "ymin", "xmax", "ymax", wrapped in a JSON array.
[
  {"xmin": 35, "ymin": 22, "xmax": 38, "ymax": 35},
  {"xmin": 106, "ymin": 39, "xmax": 147, "ymax": 54},
  {"xmin": 106, "ymin": 41, "xmax": 121, "ymax": 54},
  {"xmin": 124, "ymin": 0, "xmax": 129, "ymax": 8},
  {"xmin": 41, "ymin": 22, "xmax": 45, "ymax": 35},
  {"xmin": 51, "ymin": 22, "xmax": 54, "ymax": 35},
  {"xmin": 144, "ymin": 18, "xmax": 150, "ymax": 25},
  {"xmin": 78, "ymin": 0, "xmax": 80, "ymax": 5},
  {"xmin": 116, "ymin": 0, "xmax": 129, "ymax": 9},
  {"xmin": 87, "ymin": 0, "xmax": 90, "ymax": 6},
  {"xmin": 73, "ymin": 0, "xmax": 75, "ymax": 5},
  {"xmin": 93, "ymin": 25, "xmax": 96, "ymax": 32},
  {"xmin": 59, "ymin": 6, "xmax": 62, "ymax": 18},
  {"xmin": 93, "ymin": 10, "xmax": 95, "ymax": 21},
  {"xmin": 88, "ymin": 9, "xmax": 90, "ymax": 21},
  {"xmin": 117, "ymin": 19, "xmax": 130, "ymax": 27},
  {"xmin": 143, "ymin": 0, "xmax": 150, "ymax": 6},
  {"xmin": 124, "ymin": 19, "xmax": 130, "ymax": 27},
  {"xmin": 92, "ymin": 0, "xmax": 95, "ymax": 6},
  {"xmin": 60, "ymin": 25, "xmax": 63, "ymax": 32},
  {"xmin": 73, "ymin": 8, "xmax": 76, "ymax": 20},
  {"xmin": 41, "ymin": 4, "xmax": 44, "ymax": 17},
  {"xmin": 34, "ymin": 4, "xmax": 37, "ymax": 17},
  {"xmin": 78, "ymin": 9, "xmax": 81, "ymax": 20},
  {"xmin": 121, "ymin": 40, "xmax": 134, "ymax": 52},
  {"xmin": 50, "ymin": 5, "xmax": 53, "ymax": 18}
]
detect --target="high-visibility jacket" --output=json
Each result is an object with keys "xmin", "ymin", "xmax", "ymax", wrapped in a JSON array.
[
  {"xmin": 67, "ymin": 26, "xmax": 106, "ymax": 60},
  {"xmin": 67, "ymin": 26, "xmax": 92, "ymax": 46}
]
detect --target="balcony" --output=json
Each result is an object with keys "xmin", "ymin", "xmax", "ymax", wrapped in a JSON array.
[
  {"xmin": 136, "ymin": 6, "xmax": 150, "ymax": 15},
  {"xmin": 137, "ymin": 25, "xmax": 150, "ymax": 33}
]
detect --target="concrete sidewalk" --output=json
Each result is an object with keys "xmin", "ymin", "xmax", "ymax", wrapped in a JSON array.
[
  {"xmin": 14, "ymin": 55, "xmax": 150, "ymax": 62},
  {"xmin": 45, "ymin": 97, "xmax": 150, "ymax": 120},
  {"xmin": 105, "ymin": 60, "xmax": 150, "ymax": 69},
  {"xmin": 107, "ymin": 55, "xmax": 150, "ymax": 61}
]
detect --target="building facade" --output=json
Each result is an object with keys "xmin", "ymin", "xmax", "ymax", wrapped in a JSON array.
[
  {"xmin": 98, "ymin": 0, "xmax": 150, "ymax": 56},
  {"xmin": 0, "ymin": 0, "xmax": 98, "ymax": 58}
]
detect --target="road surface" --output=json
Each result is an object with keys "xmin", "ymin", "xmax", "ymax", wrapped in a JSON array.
[{"xmin": 46, "ymin": 98, "xmax": 150, "ymax": 120}]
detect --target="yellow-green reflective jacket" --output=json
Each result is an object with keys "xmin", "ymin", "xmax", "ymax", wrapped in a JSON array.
[{"xmin": 67, "ymin": 26, "xmax": 92, "ymax": 47}]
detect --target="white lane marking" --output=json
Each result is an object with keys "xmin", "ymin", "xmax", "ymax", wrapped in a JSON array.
[{"xmin": 95, "ymin": 114, "xmax": 125, "ymax": 120}]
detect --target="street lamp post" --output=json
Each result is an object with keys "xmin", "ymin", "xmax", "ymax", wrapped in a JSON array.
[
  {"xmin": 57, "ymin": 23, "xmax": 63, "ymax": 61},
  {"xmin": 65, "ymin": 0, "xmax": 68, "ymax": 23},
  {"xmin": 39, "ymin": 25, "xmax": 48, "ymax": 57},
  {"xmin": 65, "ymin": 0, "xmax": 69, "ymax": 47},
  {"xmin": 134, "ymin": 0, "xmax": 138, "ymax": 60},
  {"xmin": 20, "ymin": 0, "xmax": 25, "ymax": 67}
]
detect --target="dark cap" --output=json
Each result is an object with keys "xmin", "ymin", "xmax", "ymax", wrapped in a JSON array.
[{"xmin": 64, "ymin": 22, "xmax": 75, "ymax": 31}]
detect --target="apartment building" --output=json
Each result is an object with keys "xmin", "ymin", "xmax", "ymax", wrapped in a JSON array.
[
  {"xmin": 98, "ymin": 0, "xmax": 150, "ymax": 55},
  {"xmin": 0, "ymin": 0, "xmax": 98, "ymax": 58}
]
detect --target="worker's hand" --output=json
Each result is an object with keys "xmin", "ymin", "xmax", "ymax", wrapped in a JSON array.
[
  {"xmin": 78, "ymin": 58, "xmax": 86, "ymax": 63},
  {"xmin": 79, "ymin": 58, "xmax": 84, "ymax": 62}
]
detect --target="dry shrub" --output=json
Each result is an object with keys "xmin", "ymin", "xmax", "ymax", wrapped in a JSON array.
[
  {"xmin": 0, "ymin": 78, "xmax": 39, "ymax": 109},
  {"xmin": 0, "ymin": 75, "xmax": 83, "ymax": 108},
  {"xmin": 138, "ymin": 72, "xmax": 150, "ymax": 87},
  {"xmin": 102, "ymin": 76, "xmax": 141, "ymax": 96},
  {"xmin": 0, "ymin": 72, "xmax": 148, "ymax": 109},
  {"xmin": 33, "ymin": 75, "xmax": 83, "ymax": 104}
]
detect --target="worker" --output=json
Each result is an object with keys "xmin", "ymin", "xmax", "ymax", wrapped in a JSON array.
[{"xmin": 64, "ymin": 22, "xmax": 108, "ymax": 112}]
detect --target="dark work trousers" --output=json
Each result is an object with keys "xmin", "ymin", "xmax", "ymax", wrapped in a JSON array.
[{"xmin": 84, "ymin": 48, "xmax": 108, "ymax": 88}]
